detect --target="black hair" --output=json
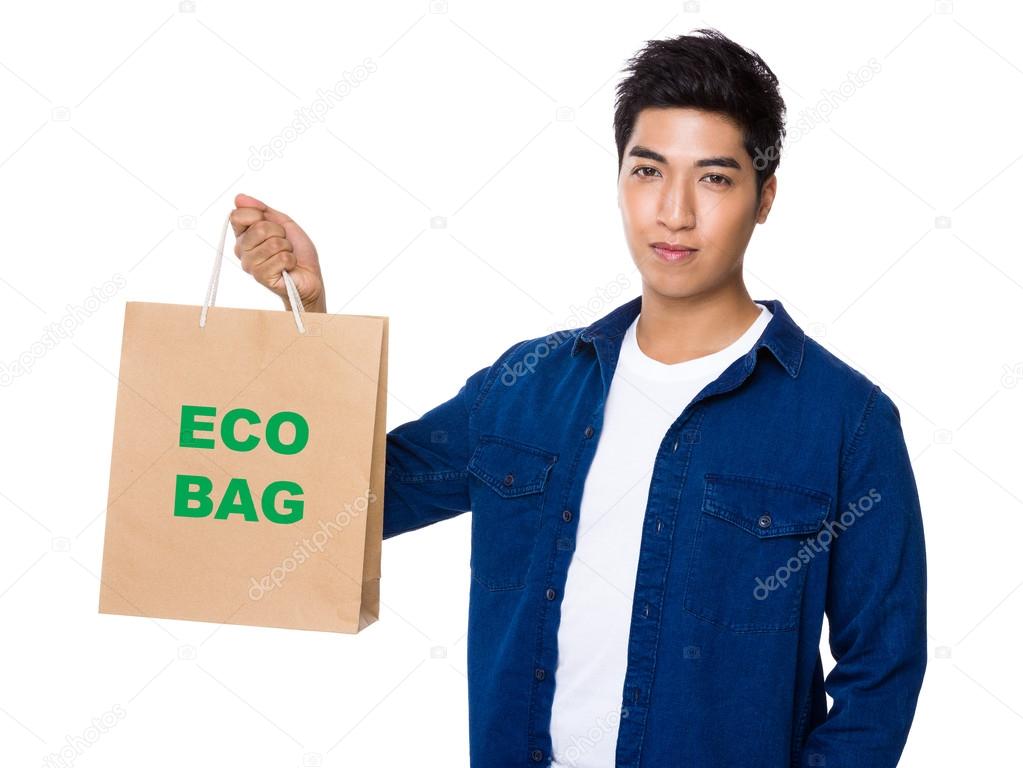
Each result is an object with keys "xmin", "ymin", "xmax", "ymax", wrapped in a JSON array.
[{"xmin": 614, "ymin": 28, "xmax": 787, "ymax": 205}]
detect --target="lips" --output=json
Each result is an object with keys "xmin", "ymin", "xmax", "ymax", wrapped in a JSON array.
[{"xmin": 651, "ymin": 243, "xmax": 698, "ymax": 262}]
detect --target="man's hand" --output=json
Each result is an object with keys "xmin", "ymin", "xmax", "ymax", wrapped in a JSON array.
[{"xmin": 230, "ymin": 193, "xmax": 327, "ymax": 313}]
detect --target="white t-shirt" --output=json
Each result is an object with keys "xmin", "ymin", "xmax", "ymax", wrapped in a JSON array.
[{"xmin": 549, "ymin": 302, "xmax": 773, "ymax": 768}]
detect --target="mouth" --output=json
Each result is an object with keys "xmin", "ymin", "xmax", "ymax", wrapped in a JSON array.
[{"xmin": 651, "ymin": 242, "xmax": 698, "ymax": 263}]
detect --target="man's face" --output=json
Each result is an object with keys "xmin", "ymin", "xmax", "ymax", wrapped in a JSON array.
[{"xmin": 617, "ymin": 106, "xmax": 776, "ymax": 301}]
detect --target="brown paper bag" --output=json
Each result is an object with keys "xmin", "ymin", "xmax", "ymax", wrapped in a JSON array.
[{"xmin": 98, "ymin": 212, "xmax": 387, "ymax": 633}]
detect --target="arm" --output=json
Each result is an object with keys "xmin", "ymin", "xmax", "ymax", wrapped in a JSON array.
[
  {"xmin": 383, "ymin": 335, "xmax": 529, "ymax": 538},
  {"xmin": 227, "ymin": 193, "xmax": 492, "ymax": 537},
  {"xmin": 382, "ymin": 362, "xmax": 490, "ymax": 539},
  {"xmin": 798, "ymin": 385, "xmax": 928, "ymax": 767}
]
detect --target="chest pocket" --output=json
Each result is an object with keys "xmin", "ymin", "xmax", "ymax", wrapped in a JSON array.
[
  {"xmin": 683, "ymin": 473, "xmax": 831, "ymax": 633},
  {"xmin": 467, "ymin": 434, "xmax": 558, "ymax": 590}
]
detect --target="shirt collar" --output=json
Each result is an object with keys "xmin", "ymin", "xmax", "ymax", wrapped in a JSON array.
[{"xmin": 569, "ymin": 294, "xmax": 806, "ymax": 378}]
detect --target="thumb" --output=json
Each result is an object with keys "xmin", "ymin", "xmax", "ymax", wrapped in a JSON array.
[
  {"xmin": 234, "ymin": 192, "xmax": 267, "ymax": 211},
  {"xmin": 233, "ymin": 192, "xmax": 294, "ymax": 227}
]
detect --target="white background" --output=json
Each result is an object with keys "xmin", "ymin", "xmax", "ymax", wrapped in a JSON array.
[{"xmin": 1, "ymin": 1, "xmax": 1019, "ymax": 765}]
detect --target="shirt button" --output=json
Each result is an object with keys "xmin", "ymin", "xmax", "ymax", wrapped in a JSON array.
[
  {"xmin": 503, "ymin": 473, "xmax": 514, "ymax": 486},
  {"xmin": 583, "ymin": 425, "xmax": 594, "ymax": 438},
  {"xmin": 530, "ymin": 748, "xmax": 544, "ymax": 762},
  {"xmin": 534, "ymin": 667, "xmax": 546, "ymax": 680},
  {"xmin": 757, "ymin": 514, "xmax": 772, "ymax": 529},
  {"xmin": 545, "ymin": 588, "xmax": 556, "ymax": 601},
  {"xmin": 562, "ymin": 509, "xmax": 572, "ymax": 522}
]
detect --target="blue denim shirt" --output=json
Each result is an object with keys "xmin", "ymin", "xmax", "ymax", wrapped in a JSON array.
[{"xmin": 383, "ymin": 295, "xmax": 927, "ymax": 768}]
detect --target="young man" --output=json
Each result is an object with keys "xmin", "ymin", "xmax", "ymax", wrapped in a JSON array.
[{"xmin": 231, "ymin": 28, "xmax": 927, "ymax": 768}]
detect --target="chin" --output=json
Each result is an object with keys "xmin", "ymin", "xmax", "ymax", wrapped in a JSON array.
[{"xmin": 640, "ymin": 275, "xmax": 705, "ymax": 301}]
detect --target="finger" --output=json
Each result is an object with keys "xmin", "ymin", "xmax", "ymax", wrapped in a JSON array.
[
  {"xmin": 230, "ymin": 206, "xmax": 264, "ymax": 238},
  {"xmin": 240, "ymin": 237, "xmax": 293, "ymax": 275},
  {"xmin": 237, "ymin": 220, "xmax": 287, "ymax": 255},
  {"xmin": 251, "ymin": 249, "xmax": 298, "ymax": 290},
  {"xmin": 234, "ymin": 192, "xmax": 294, "ymax": 230},
  {"xmin": 234, "ymin": 192, "xmax": 268, "ymax": 211},
  {"xmin": 259, "ymin": 206, "xmax": 295, "ymax": 229}
]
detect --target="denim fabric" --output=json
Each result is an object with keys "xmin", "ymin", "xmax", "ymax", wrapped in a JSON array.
[{"xmin": 383, "ymin": 295, "xmax": 927, "ymax": 768}]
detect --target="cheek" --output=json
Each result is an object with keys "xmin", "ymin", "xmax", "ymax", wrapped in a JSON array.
[
  {"xmin": 617, "ymin": 188, "xmax": 634, "ymax": 227},
  {"xmin": 701, "ymin": 195, "xmax": 750, "ymax": 239},
  {"xmin": 620, "ymin": 185, "xmax": 656, "ymax": 229}
]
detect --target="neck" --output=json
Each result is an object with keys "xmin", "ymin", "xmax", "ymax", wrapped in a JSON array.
[{"xmin": 635, "ymin": 286, "xmax": 761, "ymax": 365}]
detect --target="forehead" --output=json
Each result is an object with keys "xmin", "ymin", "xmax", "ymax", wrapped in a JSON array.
[{"xmin": 627, "ymin": 107, "xmax": 745, "ymax": 158}]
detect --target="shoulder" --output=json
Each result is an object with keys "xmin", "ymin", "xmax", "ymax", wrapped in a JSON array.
[
  {"xmin": 800, "ymin": 335, "xmax": 888, "ymax": 403},
  {"xmin": 799, "ymin": 336, "xmax": 904, "ymax": 459},
  {"xmin": 487, "ymin": 326, "xmax": 585, "ymax": 381},
  {"xmin": 461, "ymin": 327, "xmax": 584, "ymax": 413}
]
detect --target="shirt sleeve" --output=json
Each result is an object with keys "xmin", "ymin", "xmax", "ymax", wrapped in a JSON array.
[
  {"xmin": 382, "ymin": 340, "xmax": 522, "ymax": 539},
  {"xmin": 798, "ymin": 384, "xmax": 928, "ymax": 767}
]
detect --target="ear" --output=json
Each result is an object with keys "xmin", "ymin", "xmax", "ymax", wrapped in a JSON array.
[{"xmin": 755, "ymin": 175, "xmax": 778, "ymax": 224}]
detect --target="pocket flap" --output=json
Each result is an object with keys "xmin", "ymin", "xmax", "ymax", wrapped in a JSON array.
[
  {"xmin": 702, "ymin": 473, "xmax": 830, "ymax": 538},
  {"xmin": 468, "ymin": 434, "xmax": 558, "ymax": 498}
]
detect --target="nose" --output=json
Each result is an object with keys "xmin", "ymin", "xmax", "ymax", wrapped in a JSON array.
[{"xmin": 657, "ymin": 181, "xmax": 696, "ymax": 230}]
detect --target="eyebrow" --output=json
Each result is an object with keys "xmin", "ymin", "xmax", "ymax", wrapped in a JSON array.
[{"xmin": 627, "ymin": 145, "xmax": 743, "ymax": 170}]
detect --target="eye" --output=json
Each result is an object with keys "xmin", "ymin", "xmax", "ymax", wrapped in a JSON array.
[
  {"xmin": 632, "ymin": 166, "xmax": 661, "ymax": 178},
  {"xmin": 703, "ymin": 174, "xmax": 732, "ymax": 186}
]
